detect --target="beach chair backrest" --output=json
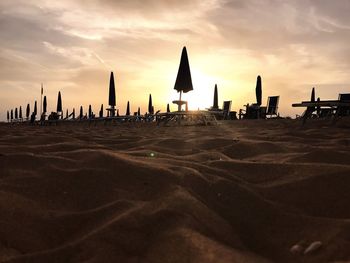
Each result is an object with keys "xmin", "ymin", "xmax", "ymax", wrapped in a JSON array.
[
  {"xmin": 222, "ymin": 101, "xmax": 232, "ymax": 119},
  {"xmin": 339, "ymin": 93, "xmax": 350, "ymax": 102},
  {"xmin": 266, "ymin": 96, "xmax": 279, "ymax": 115}
]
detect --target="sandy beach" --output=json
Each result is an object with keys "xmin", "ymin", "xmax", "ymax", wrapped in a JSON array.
[{"xmin": 1, "ymin": 119, "xmax": 350, "ymax": 263}]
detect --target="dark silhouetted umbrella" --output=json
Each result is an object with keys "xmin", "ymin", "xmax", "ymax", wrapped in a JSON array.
[
  {"xmin": 66, "ymin": 109, "xmax": 68, "ymax": 119},
  {"xmin": 316, "ymin": 97, "xmax": 321, "ymax": 115},
  {"xmin": 34, "ymin": 101, "xmax": 37, "ymax": 116},
  {"xmin": 15, "ymin": 108, "xmax": 18, "ymax": 119},
  {"xmin": 7, "ymin": 111, "xmax": 9, "ymax": 122},
  {"xmin": 26, "ymin": 104, "xmax": 30, "ymax": 119},
  {"xmin": 43, "ymin": 96, "xmax": 47, "ymax": 113},
  {"xmin": 88, "ymin": 105, "xmax": 92, "ymax": 118},
  {"xmin": 117, "ymin": 109, "xmax": 119, "ymax": 117},
  {"xmin": 167, "ymin": 103, "xmax": 170, "ymax": 113},
  {"xmin": 126, "ymin": 101, "xmax": 130, "ymax": 116},
  {"xmin": 311, "ymin": 87, "xmax": 315, "ymax": 102},
  {"xmin": 19, "ymin": 106, "xmax": 22, "ymax": 119},
  {"xmin": 99, "ymin": 104, "xmax": 103, "ymax": 118},
  {"xmin": 80, "ymin": 106, "xmax": 83, "ymax": 119},
  {"xmin": 174, "ymin": 46, "xmax": 193, "ymax": 94},
  {"xmin": 148, "ymin": 94, "xmax": 153, "ymax": 114},
  {"xmin": 256, "ymin": 75, "xmax": 262, "ymax": 106},
  {"xmin": 137, "ymin": 107, "xmax": 140, "ymax": 116},
  {"xmin": 213, "ymin": 84, "xmax": 218, "ymax": 109},
  {"xmin": 109, "ymin": 72, "xmax": 116, "ymax": 107},
  {"xmin": 57, "ymin": 91, "xmax": 62, "ymax": 112},
  {"xmin": 11, "ymin": 109, "xmax": 13, "ymax": 120},
  {"xmin": 72, "ymin": 108, "xmax": 75, "ymax": 119}
]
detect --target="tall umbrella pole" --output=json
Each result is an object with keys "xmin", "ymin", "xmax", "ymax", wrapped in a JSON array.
[{"xmin": 40, "ymin": 83, "xmax": 43, "ymax": 118}]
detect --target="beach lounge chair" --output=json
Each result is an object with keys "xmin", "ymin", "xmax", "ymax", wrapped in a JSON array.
[
  {"xmin": 336, "ymin": 93, "xmax": 350, "ymax": 117},
  {"xmin": 266, "ymin": 96, "xmax": 280, "ymax": 118},
  {"xmin": 222, "ymin": 101, "xmax": 232, "ymax": 120}
]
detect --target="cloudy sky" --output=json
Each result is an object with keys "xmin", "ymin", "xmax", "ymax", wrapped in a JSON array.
[{"xmin": 1, "ymin": 0, "xmax": 350, "ymax": 119}]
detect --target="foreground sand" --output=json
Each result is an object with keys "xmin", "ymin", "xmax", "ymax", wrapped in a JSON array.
[{"xmin": 1, "ymin": 119, "xmax": 350, "ymax": 263}]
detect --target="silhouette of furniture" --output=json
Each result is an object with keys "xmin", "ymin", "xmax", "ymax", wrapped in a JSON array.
[
  {"xmin": 172, "ymin": 100, "xmax": 188, "ymax": 112},
  {"xmin": 239, "ymin": 96, "xmax": 279, "ymax": 119},
  {"xmin": 266, "ymin": 96, "xmax": 280, "ymax": 118},
  {"xmin": 292, "ymin": 93, "xmax": 350, "ymax": 123}
]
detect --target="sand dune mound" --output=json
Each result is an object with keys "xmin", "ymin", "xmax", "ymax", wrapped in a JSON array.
[{"xmin": 0, "ymin": 119, "xmax": 350, "ymax": 263}]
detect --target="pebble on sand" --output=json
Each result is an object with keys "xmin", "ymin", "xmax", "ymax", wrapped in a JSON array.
[{"xmin": 304, "ymin": 241, "xmax": 322, "ymax": 255}]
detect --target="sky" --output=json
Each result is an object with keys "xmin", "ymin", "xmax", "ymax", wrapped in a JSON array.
[{"xmin": 1, "ymin": 0, "xmax": 350, "ymax": 120}]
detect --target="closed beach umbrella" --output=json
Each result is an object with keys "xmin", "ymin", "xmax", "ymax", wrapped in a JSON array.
[
  {"xmin": 126, "ymin": 101, "xmax": 130, "ymax": 116},
  {"xmin": 256, "ymin": 75, "xmax": 262, "ymax": 106},
  {"xmin": 57, "ymin": 91, "xmax": 62, "ymax": 112},
  {"xmin": 88, "ymin": 105, "xmax": 92, "ymax": 118},
  {"xmin": 15, "ymin": 108, "xmax": 18, "ymax": 119},
  {"xmin": 99, "ymin": 104, "xmax": 103, "ymax": 118},
  {"xmin": 311, "ymin": 87, "xmax": 315, "ymax": 102},
  {"xmin": 174, "ymin": 46, "xmax": 193, "ymax": 94},
  {"xmin": 43, "ymin": 96, "xmax": 47, "ymax": 113},
  {"xmin": 19, "ymin": 106, "xmax": 22, "ymax": 119},
  {"xmin": 137, "ymin": 107, "xmax": 140, "ymax": 116},
  {"xmin": 109, "ymin": 72, "xmax": 116, "ymax": 107},
  {"xmin": 72, "ymin": 108, "xmax": 75, "ymax": 119},
  {"xmin": 117, "ymin": 109, "xmax": 119, "ymax": 117},
  {"xmin": 34, "ymin": 101, "xmax": 37, "ymax": 116},
  {"xmin": 26, "ymin": 104, "xmax": 30, "ymax": 119},
  {"xmin": 213, "ymin": 84, "xmax": 218, "ymax": 109},
  {"xmin": 7, "ymin": 111, "xmax": 9, "ymax": 122},
  {"xmin": 167, "ymin": 103, "xmax": 170, "ymax": 113},
  {"xmin": 80, "ymin": 106, "xmax": 83, "ymax": 119},
  {"xmin": 11, "ymin": 109, "xmax": 13, "ymax": 120},
  {"xmin": 148, "ymin": 94, "xmax": 153, "ymax": 114}
]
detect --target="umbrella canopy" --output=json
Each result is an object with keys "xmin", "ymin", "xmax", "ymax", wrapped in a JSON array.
[
  {"xmin": 167, "ymin": 103, "xmax": 170, "ymax": 113},
  {"xmin": 15, "ymin": 108, "xmax": 18, "ymax": 119},
  {"xmin": 109, "ymin": 72, "xmax": 116, "ymax": 107},
  {"xmin": 99, "ymin": 104, "xmax": 103, "ymax": 118},
  {"xmin": 311, "ymin": 87, "xmax": 315, "ymax": 102},
  {"xmin": 19, "ymin": 106, "xmax": 22, "ymax": 119},
  {"xmin": 7, "ymin": 111, "xmax": 9, "ymax": 121},
  {"xmin": 126, "ymin": 101, "xmax": 130, "ymax": 116},
  {"xmin": 256, "ymin": 75, "xmax": 262, "ymax": 106},
  {"xmin": 174, "ymin": 46, "xmax": 193, "ymax": 93},
  {"xmin": 80, "ymin": 106, "xmax": 83, "ymax": 119},
  {"xmin": 137, "ymin": 107, "xmax": 140, "ymax": 116},
  {"xmin": 148, "ymin": 94, "xmax": 153, "ymax": 114},
  {"xmin": 34, "ymin": 101, "xmax": 37, "ymax": 116},
  {"xmin": 43, "ymin": 96, "xmax": 47, "ymax": 113},
  {"xmin": 88, "ymin": 105, "xmax": 92, "ymax": 118},
  {"xmin": 11, "ymin": 109, "xmax": 13, "ymax": 120},
  {"xmin": 26, "ymin": 104, "xmax": 30, "ymax": 118},
  {"xmin": 213, "ymin": 84, "xmax": 218, "ymax": 109},
  {"xmin": 57, "ymin": 91, "xmax": 62, "ymax": 112}
]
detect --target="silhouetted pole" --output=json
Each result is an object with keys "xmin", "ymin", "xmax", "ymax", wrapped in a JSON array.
[
  {"xmin": 40, "ymin": 83, "xmax": 43, "ymax": 117},
  {"xmin": 15, "ymin": 108, "xmax": 18, "ymax": 119},
  {"xmin": 66, "ymin": 109, "xmax": 68, "ymax": 119},
  {"xmin": 26, "ymin": 104, "xmax": 30, "ymax": 120},
  {"xmin": 34, "ymin": 101, "xmax": 37, "ymax": 118},
  {"xmin": 109, "ymin": 72, "xmax": 116, "ymax": 117},
  {"xmin": 213, "ymin": 84, "xmax": 218, "ymax": 109},
  {"xmin": 99, "ymin": 104, "xmax": 103, "ymax": 118},
  {"xmin": 7, "ymin": 111, "xmax": 9, "ymax": 122},
  {"xmin": 167, "ymin": 103, "xmax": 170, "ymax": 113},
  {"xmin": 137, "ymin": 107, "xmax": 140, "ymax": 116},
  {"xmin": 117, "ymin": 109, "xmax": 119, "ymax": 117},
  {"xmin": 126, "ymin": 101, "xmax": 130, "ymax": 116},
  {"xmin": 43, "ymin": 96, "xmax": 47, "ymax": 114},
  {"xmin": 80, "ymin": 106, "xmax": 83, "ymax": 119},
  {"xmin": 11, "ymin": 109, "xmax": 13, "ymax": 121},
  {"xmin": 316, "ymin": 97, "xmax": 321, "ymax": 116},
  {"xmin": 72, "ymin": 108, "xmax": 75, "ymax": 119},
  {"xmin": 311, "ymin": 87, "xmax": 315, "ymax": 102},
  {"xmin": 256, "ymin": 75, "xmax": 262, "ymax": 106},
  {"xmin": 88, "ymin": 105, "xmax": 92, "ymax": 118},
  {"xmin": 148, "ymin": 94, "xmax": 153, "ymax": 114},
  {"xmin": 19, "ymin": 106, "xmax": 22, "ymax": 120}
]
